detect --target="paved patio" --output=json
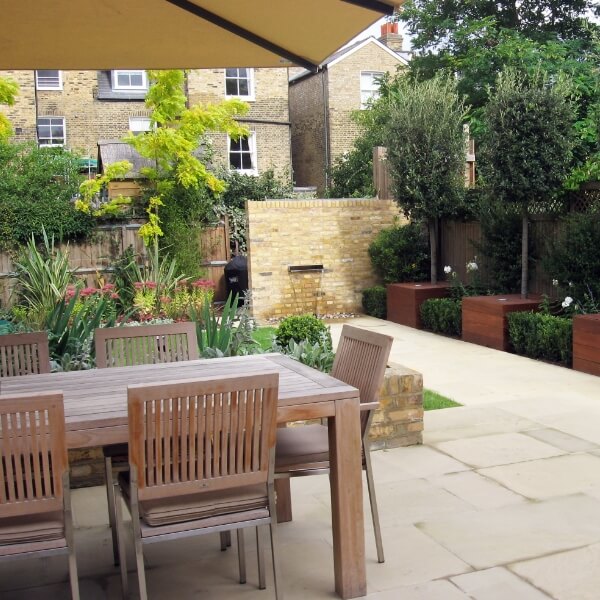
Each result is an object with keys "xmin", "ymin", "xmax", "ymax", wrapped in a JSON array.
[{"xmin": 3, "ymin": 315, "xmax": 600, "ymax": 599}]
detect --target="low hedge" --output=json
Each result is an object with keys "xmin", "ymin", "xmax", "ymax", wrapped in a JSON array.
[
  {"xmin": 362, "ymin": 286, "xmax": 387, "ymax": 319},
  {"xmin": 420, "ymin": 298, "xmax": 461, "ymax": 337},
  {"xmin": 507, "ymin": 311, "xmax": 572, "ymax": 366}
]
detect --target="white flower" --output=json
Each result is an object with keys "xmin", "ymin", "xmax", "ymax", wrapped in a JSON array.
[
  {"xmin": 562, "ymin": 296, "xmax": 573, "ymax": 308},
  {"xmin": 444, "ymin": 265, "xmax": 452, "ymax": 274},
  {"xmin": 552, "ymin": 279, "xmax": 559, "ymax": 287},
  {"xmin": 466, "ymin": 260, "xmax": 478, "ymax": 272},
  {"xmin": 569, "ymin": 282, "xmax": 574, "ymax": 287}
]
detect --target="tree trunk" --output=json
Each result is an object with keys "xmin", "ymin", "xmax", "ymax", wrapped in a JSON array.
[
  {"xmin": 521, "ymin": 208, "xmax": 528, "ymax": 298},
  {"xmin": 429, "ymin": 218, "xmax": 437, "ymax": 284}
]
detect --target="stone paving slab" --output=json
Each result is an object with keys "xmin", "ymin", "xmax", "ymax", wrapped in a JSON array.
[
  {"xmin": 424, "ymin": 405, "xmax": 541, "ymax": 444},
  {"xmin": 416, "ymin": 494, "xmax": 600, "ymax": 570},
  {"xmin": 451, "ymin": 566, "xmax": 553, "ymax": 599},
  {"xmin": 523, "ymin": 428, "xmax": 599, "ymax": 453},
  {"xmin": 510, "ymin": 542, "xmax": 600, "ymax": 600},
  {"xmin": 428, "ymin": 470, "xmax": 526, "ymax": 510},
  {"xmin": 367, "ymin": 580, "xmax": 469, "ymax": 599},
  {"xmin": 479, "ymin": 453, "xmax": 600, "ymax": 499},
  {"xmin": 434, "ymin": 432, "xmax": 565, "ymax": 469}
]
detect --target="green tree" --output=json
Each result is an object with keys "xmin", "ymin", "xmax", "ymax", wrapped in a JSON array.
[
  {"xmin": 480, "ymin": 70, "xmax": 575, "ymax": 297},
  {"xmin": 0, "ymin": 75, "xmax": 19, "ymax": 142},
  {"xmin": 383, "ymin": 75, "xmax": 468, "ymax": 283},
  {"xmin": 126, "ymin": 70, "xmax": 250, "ymax": 246},
  {"xmin": 0, "ymin": 143, "xmax": 93, "ymax": 249},
  {"xmin": 400, "ymin": 2, "xmax": 600, "ymax": 184}
]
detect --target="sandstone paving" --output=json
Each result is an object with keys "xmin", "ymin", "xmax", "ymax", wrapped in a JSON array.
[
  {"xmin": 479, "ymin": 453, "xmax": 600, "ymax": 500},
  {"xmin": 451, "ymin": 566, "xmax": 553, "ymax": 599},
  {"xmin": 423, "ymin": 405, "xmax": 540, "ymax": 444},
  {"xmin": 428, "ymin": 470, "xmax": 526, "ymax": 510},
  {"xmin": 433, "ymin": 432, "xmax": 565, "ymax": 469},
  {"xmin": 416, "ymin": 494, "xmax": 600, "ymax": 570},
  {"xmin": 522, "ymin": 428, "xmax": 599, "ymax": 453},
  {"xmin": 510, "ymin": 542, "xmax": 600, "ymax": 600},
  {"xmin": 366, "ymin": 580, "xmax": 470, "ymax": 599}
]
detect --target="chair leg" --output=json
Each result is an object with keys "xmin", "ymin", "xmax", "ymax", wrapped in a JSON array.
[
  {"xmin": 237, "ymin": 529, "xmax": 247, "ymax": 584},
  {"xmin": 115, "ymin": 485, "xmax": 129, "ymax": 599},
  {"xmin": 68, "ymin": 549, "xmax": 80, "ymax": 600},
  {"xmin": 220, "ymin": 530, "xmax": 232, "ymax": 551},
  {"xmin": 130, "ymin": 508, "xmax": 147, "ymax": 600},
  {"xmin": 105, "ymin": 456, "xmax": 120, "ymax": 566},
  {"xmin": 268, "ymin": 485, "xmax": 284, "ymax": 600},
  {"xmin": 62, "ymin": 474, "xmax": 80, "ymax": 600},
  {"xmin": 256, "ymin": 527, "xmax": 266, "ymax": 590},
  {"xmin": 364, "ymin": 448, "xmax": 385, "ymax": 563}
]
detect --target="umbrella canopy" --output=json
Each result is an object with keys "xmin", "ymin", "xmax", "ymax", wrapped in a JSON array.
[{"xmin": 1, "ymin": 0, "xmax": 398, "ymax": 71}]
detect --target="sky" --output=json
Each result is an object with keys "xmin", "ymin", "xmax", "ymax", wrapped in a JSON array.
[{"xmin": 348, "ymin": 16, "xmax": 412, "ymax": 50}]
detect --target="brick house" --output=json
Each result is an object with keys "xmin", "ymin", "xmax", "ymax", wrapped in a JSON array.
[
  {"xmin": 1, "ymin": 68, "xmax": 291, "ymax": 177},
  {"xmin": 289, "ymin": 26, "xmax": 409, "ymax": 193}
]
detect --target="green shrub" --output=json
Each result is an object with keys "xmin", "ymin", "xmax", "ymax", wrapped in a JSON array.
[
  {"xmin": 420, "ymin": 298, "xmax": 462, "ymax": 337},
  {"xmin": 507, "ymin": 311, "xmax": 572, "ymax": 366},
  {"xmin": 282, "ymin": 339, "xmax": 335, "ymax": 373},
  {"xmin": 474, "ymin": 204, "xmax": 528, "ymax": 293},
  {"xmin": 0, "ymin": 142, "xmax": 94, "ymax": 249},
  {"xmin": 543, "ymin": 213, "xmax": 600, "ymax": 301},
  {"xmin": 368, "ymin": 222, "xmax": 429, "ymax": 284},
  {"xmin": 275, "ymin": 314, "xmax": 331, "ymax": 348},
  {"xmin": 362, "ymin": 286, "xmax": 387, "ymax": 319}
]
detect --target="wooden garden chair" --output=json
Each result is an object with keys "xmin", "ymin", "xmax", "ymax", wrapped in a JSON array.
[
  {"xmin": 94, "ymin": 322, "xmax": 199, "ymax": 564},
  {"xmin": 0, "ymin": 331, "xmax": 51, "ymax": 377},
  {"xmin": 275, "ymin": 325, "xmax": 393, "ymax": 563},
  {"xmin": 0, "ymin": 391, "xmax": 79, "ymax": 599},
  {"xmin": 114, "ymin": 373, "xmax": 283, "ymax": 600}
]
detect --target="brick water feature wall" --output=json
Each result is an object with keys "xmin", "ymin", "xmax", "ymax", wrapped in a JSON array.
[{"xmin": 247, "ymin": 199, "xmax": 401, "ymax": 320}]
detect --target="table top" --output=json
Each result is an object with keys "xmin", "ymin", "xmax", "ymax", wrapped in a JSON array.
[{"xmin": 0, "ymin": 353, "xmax": 359, "ymax": 447}]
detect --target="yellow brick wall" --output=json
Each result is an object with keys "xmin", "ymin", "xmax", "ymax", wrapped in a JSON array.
[
  {"xmin": 2, "ymin": 69, "xmax": 291, "ymax": 174},
  {"xmin": 247, "ymin": 198, "xmax": 401, "ymax": 320},
  {"xmin": 327, "ymin": 44, "xmax": 405, "ymax": 164},
  {"xmin": 289, "ymin": 71, "xmax": 327, "ymax": 189},
  {"xmin": 288, "ymin": 41, "xmax": 406, "ymax": 192}
]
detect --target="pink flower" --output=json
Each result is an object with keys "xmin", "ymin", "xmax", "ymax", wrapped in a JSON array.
[
  {"xmin": 191, "ymin": 279, "xmax": 215, "ymax": 289},
  {"xmin": 145, "ymin": 281, "xmax": 157, "ymax": 289},
  {"xmin": 101, "ymin": 283, "xmax": 115, "ymax": 291},
  {"xmin": 79, "ymin": 287, "xmax": 97, "ymax": 298},
  {"xmin": 134, "ymin": 282, "xmax": 145, "ymax": 290},
  {"xmin": 160, "ymin": 296, "xmax": 171, "ymax": 304},
  {"xmin": 110, "ymin": 292, "xmax": 119, "ymax": 300}
]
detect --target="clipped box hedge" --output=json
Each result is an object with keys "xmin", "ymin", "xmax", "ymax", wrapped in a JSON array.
[
  {"xmin": 507, "ymin": 311, "xmax": 572, "ymax": 366},
  {"xmin": 420, "ymin": 298, "xmax": 462, "ymax": 337}
]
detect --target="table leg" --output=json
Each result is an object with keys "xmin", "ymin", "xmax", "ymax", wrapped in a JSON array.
[
  {"xmin": 275, "ymin": 478, "xmax": 293, "ymax": 523},
  {"xmin": 328, "ymin": 397, "xmax": 366, "ymax": 599}
]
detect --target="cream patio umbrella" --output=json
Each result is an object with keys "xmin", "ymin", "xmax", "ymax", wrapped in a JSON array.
[{"xmin": 1, "ymin": 0, "xmax": 399, "ymax": 71}]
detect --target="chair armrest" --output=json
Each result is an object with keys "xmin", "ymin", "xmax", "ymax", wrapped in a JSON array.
[{"xmin": 360, "ymin": 402, "xmax": 380, "ymax": 412}]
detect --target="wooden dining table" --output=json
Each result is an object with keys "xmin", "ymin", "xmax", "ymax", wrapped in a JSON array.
[{"xmin": 0, "ymin": 352, "xmax": 366, "ymax": 599}]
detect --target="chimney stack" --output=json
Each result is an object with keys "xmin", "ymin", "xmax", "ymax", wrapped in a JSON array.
[{"xmin": 379, "ymin": 22, "xmax": 403, "ymax": 53}]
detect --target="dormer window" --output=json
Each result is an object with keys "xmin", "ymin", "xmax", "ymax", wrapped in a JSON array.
[
  {"xmin": 35, "ymin": 70, "xmax": 62, "ymax": 90},
  {"xmin": 112, "ymin": 70, "xmax": 148, "ymax": 91}
]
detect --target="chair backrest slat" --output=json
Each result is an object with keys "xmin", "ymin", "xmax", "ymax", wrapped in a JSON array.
[
  {"xmin": 331, "ymin": 325, "xmax": 393, "ymax": 434},
  {"xmin": 0, "ymin": 332, "xmax": 51, "ymax": 377},
  {"xmin": 128, "ymin": 373, "xmax": 279, "ymax": 502},
  {"xmin": 95, "ymin": 322, "xmax": 199, "ymax": 369},
  {"xmin": 0, "ymin": 392, "xmax": 66, "ymax": 518}
]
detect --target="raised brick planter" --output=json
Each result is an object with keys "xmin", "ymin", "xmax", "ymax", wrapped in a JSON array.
[
  {"xmin": 462, "ymin": 294, "xmax": 541, "ymax": 351},
  {"xmin": 387, "ymin": 282, "xmax": 450, "ymax": 329},
  {"xmin": 369, "ymin": 363, "xmax": 423, "ymax": 449},
  {"xmin": 573, "ymin": 314, "xmax": 600, "ymax": 376}
]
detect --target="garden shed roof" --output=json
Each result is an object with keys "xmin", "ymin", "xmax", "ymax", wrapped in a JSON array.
[{"xmin": 97, "ymin": 142, "xmax": 154, "ymax": 179}]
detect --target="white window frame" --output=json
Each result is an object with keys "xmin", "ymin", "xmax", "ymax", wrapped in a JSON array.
[
  {"xmin": 112, "ymin": 70, "xmax": 148, "ymax": 91},
  {"xmin": 129, "ymin": 116, "xmax": 153, "ymax": 135},
  {"xmin": 35, "ymin": 70, "xmax": 62, "ymax": 90},
  {"xmin": 224, "ymin": 68, "xmax": 255, "ymax": 101},
  {"xmin": 37, "ymin": 116, "xmax": 66, "ymax": 147},
  {"xmin": 228, "ymin": 132, "xmax": 257, "ymax": 175},
  {"xmin": 360, "ymin": 71, "xmax": 384, "ymax": 109}
]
